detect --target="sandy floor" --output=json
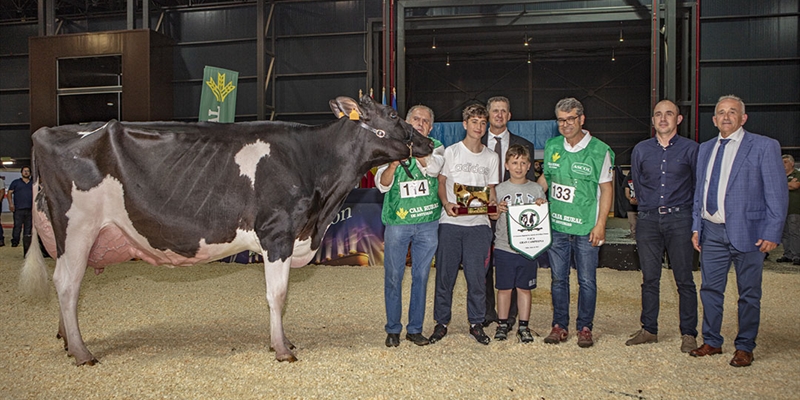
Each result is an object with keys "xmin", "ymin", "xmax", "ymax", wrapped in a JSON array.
[{"xmin": 1, "ymin": 241, "xmax": 799, "ymax": 399}]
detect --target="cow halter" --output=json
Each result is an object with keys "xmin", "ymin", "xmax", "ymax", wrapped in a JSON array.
[
  {"xmin": 355, "ymin": 120, "xmax": 415, "ymax": 157},
  {"xmin": 357, "ymin": 120, "xmax": 386, "ymax": 139},
  {"xmin": 355, "ymin": 119, "xmax": 416, "ymax": 179}
]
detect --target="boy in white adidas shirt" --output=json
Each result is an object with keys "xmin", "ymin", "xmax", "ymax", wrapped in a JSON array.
[{"xmin": 428, "ymin": 103, "xmax": 499, "ymax": 345}]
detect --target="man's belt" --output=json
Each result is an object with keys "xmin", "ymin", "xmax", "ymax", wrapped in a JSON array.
[{"xmin": 657, "ymin": 205, "xmax": 685, "ymax": 214}]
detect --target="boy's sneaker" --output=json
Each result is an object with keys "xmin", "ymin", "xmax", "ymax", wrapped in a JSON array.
[
  {"xmin": 577, "ymin": 327, "xmax": 594, "ymax": 348},
  {"xmin": 469, "ymin": 324, "xmax": 491, "ymax": 345},
  {"xmin": 517, "ymin": 327, "xmax": 534, "ymax": 343},
  {"xmin": 544, "ymin": 324, "xmax": 568, "ymax": 344},
  {"xmin": 494, "ymin": 323, "xmax": 509, "ymax": 341},
  {"xmin": 428, "ymin": 324, "xmax": 447, "ymax": 344}
]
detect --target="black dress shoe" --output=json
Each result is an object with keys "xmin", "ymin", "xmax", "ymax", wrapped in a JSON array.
[
  {"xmin": 776, "ymin": 256, "xmax": 792, "ymax": 263},
  {"xmin": 385, "ymin": 333, "xmax": 400, "ymax": 347},
  {"xmin": 405, "ymin": 333, "xmax": 430, "ymax": 346}
]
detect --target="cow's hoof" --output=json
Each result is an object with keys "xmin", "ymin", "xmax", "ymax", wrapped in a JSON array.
[
  {"xmin": 76, "ymin": 358, "xmax": 99, "ymax": 366},
  {"xmin": 276, "ymin": 354, "xmax": 298, "ymax": 363}
]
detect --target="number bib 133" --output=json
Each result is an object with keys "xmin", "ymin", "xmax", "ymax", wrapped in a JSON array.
[{"xmin": 550, "ymin": 182, "xmax": 575, "ymax": 204}]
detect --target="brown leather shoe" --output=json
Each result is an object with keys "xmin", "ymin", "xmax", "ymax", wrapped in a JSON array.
[
  {"xmin": 690, "ymin": 343, "xmax": 722, "ymax": 357},
  {"xmin": 730, "ymin": 350, "xmax": 754, "ymax": 367},
  {"xmin": 544, "ymin": 324, "xmax": 568, "ymax": 344}
]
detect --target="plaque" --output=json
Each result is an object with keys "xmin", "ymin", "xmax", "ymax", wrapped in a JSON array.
[
  {"xmin": 454, "ymin": 183, "xmax": 497, "ymax": 215},
  {"xmin": 507, "ymin": 202, "xmax": 552, "ymax": 259}
]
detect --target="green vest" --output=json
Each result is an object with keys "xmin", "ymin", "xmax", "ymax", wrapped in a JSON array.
[
  {"xmin": 543, "ymin": 135, "xmax": 614, "ymax": 235},
  {"xmin": 381, "ymin": 153, "xmax": 442, "ymax": 226}
]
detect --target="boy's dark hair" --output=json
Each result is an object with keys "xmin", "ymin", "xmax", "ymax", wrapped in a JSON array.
[
  {"xmin": 505, "ymin": 144, "xmax": 531, "ymax": 163},
  {"xmin": 462, "ymin": 103, "xmax": 488, "ymax": 122}
]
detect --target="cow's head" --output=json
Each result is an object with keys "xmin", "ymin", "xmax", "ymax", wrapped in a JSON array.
[{"xmin": 329, "ymin": 96, "xmax": 434, "ymax": 160}]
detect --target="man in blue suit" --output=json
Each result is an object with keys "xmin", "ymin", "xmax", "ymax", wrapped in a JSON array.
[{"xmin": 690, "ymin": 95, "xmax": 788, "ymax": 367}]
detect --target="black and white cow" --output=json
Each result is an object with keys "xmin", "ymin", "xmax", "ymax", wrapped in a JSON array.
[{"xmin": 20, "ymin": 95, "xmax": 433, "ymax": 365}]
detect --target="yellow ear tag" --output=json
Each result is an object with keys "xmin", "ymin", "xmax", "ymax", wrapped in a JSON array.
[
  {"xmin": 338, "ymin": 111, "xmax": 345, "ymax": 118},
  {"xmin": 349, "ymin": 109, "xmax": 359, "ymax": 120}
]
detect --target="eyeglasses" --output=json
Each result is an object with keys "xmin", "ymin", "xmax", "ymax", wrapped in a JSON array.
[{"xmin": 557, "ymin": 115, "xmax": 580, "ymax": 125}]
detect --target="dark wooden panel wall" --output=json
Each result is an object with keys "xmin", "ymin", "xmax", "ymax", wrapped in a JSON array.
[{"xmin": 28, "ymin": 30, "xmax": 173, "ymax": 132}]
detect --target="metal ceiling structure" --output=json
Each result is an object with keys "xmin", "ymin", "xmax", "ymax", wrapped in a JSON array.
[{"xmin": 395, "ymin": 0, "xmax": 659, "ymax": 112}]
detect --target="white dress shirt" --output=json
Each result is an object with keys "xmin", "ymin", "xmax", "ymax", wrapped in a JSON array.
[{"xmin": 702, "ymin": 127, "xmax": 745, "ymax": 224}]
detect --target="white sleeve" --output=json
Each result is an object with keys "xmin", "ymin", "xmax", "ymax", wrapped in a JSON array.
[
  {"xmin": 440, "ymin": 146, "xmax": 454, "ymax": 179},
  {"xmin": 374, "ymin": 164, "xmax": 393, "ymax": 193},
  {"xmin": 598, "ymin": 151, "xmax": 613, "ymax": 184},
  {"xmin": 487, "ymin": 150, "xmax": 501, "ymax": 186},
  {"xmin": 422, "ymin": 145, "xmax": 445, "ymax": 177}
]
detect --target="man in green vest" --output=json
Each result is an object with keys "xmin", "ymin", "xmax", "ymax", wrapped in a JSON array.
[
  {"xmin": 376, "ymin": 104, "xmax": 444, "ymax": 348},
  {"xmin": 538, "ymin": 97, "xmax": 615, "ymax": 348}
]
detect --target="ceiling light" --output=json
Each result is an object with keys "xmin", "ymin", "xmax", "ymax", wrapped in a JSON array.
[
  {"xmin": 1, "ymin": 157, "xmax": 15, "ymax": 165},
  {"xmin": 523, "ymin": 33, "xmax": 529, "ymax": 46},
  {"xmin": 619, "ymin": 22, "xmax": 624, "ymax": 42},
  {"xmin": 432, "ymin": 36, "xmax": 436, "ymax": 49},
  {"xmin": 527, "ymin": 53, "xmax": 531, "ymax": 64},
  {"xmin": 611, "ymin": 48, "xmax": 616, "ymax": 61},
  {"xmin": 446, "ymin": 53, "xmax": 450, "ymax": 66}
]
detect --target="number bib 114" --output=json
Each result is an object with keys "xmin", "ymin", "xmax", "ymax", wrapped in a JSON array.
[{"xmin": 400, "ymin": 179, "xmax": 429, "ymax": 199}]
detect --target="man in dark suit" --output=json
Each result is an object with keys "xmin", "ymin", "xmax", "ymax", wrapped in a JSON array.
[
  {"xmin": 690, "ymin": 95, "xmax": 788, "ymax": 367},
  {"xmin": 480, "ymin": 96, "xmax": 537, "ymax": 329}
]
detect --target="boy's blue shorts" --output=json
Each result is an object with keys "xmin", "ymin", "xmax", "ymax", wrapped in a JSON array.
[{"xmin": 494, "ymin": 248, "xmax": 538, "ymax": 290}]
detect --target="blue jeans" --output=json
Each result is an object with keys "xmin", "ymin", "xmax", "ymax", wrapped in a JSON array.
[
  {"xmin": 548, "ymin": 230, "xmax": 599, "ymax": 331},
  {"xmin": 384, "ymin": 220, "xmax": 438, "ymax": 334},
  {"xmin": 12, "ymin": 208, "xmax": 32, "ymax": 245},
  {"xmin": 699, "ymin": 220, "xmax": 763, "ymax": 352},
  {"xmin": 636, "ymin": 208, "xmax": 698, "ymax": 336}
]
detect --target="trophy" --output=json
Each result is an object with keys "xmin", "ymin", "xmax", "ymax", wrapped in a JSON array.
[{"xmin": 454, "ymin": 183, "xmax": 497, "ymax": 215}]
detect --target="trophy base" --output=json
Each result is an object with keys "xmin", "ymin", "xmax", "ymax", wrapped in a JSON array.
[{"xmin": 455, "ymin": 205, "xmax": 497, "ymax": 215}]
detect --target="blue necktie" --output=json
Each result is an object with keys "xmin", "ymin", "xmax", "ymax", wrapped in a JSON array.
[{"xmin": 706, "ymin": 138, "xmax": 731, "ymax": 216}]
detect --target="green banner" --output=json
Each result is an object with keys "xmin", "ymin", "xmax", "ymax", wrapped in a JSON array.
[{"xmin": 199, "ymin": 66, "xmax": 238, "ymax": 123}]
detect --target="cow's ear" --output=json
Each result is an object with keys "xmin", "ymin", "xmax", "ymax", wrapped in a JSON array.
[{"xmin": 329, "ymin": 97, "xmax": 363, "ymax": 120}]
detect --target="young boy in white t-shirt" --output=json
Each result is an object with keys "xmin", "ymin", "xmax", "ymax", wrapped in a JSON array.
[{"xmin": 428, "ymin": 103, "xmax": 500, "ymax": 345}]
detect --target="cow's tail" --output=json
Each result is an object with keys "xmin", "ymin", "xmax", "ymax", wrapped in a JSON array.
[{"xmin": 20, "ymin": 215, "xmax": 51, "ymax": 301}]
